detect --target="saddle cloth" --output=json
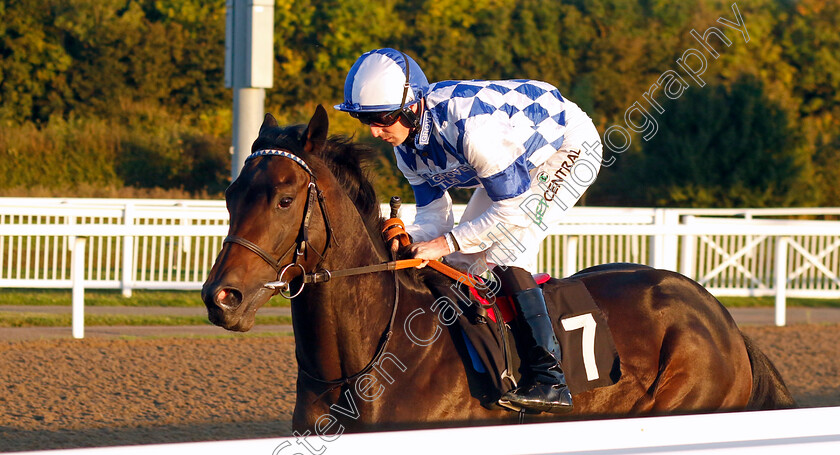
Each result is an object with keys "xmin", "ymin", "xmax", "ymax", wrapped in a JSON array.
[{"xmin": 456, "ymin": 276, "xmax": 621, "ymax": 407}]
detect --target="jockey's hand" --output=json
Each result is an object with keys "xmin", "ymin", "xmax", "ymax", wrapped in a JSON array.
[{"xmin": 408, "ymin": 236, "xmax": 451, "ymax": 268}]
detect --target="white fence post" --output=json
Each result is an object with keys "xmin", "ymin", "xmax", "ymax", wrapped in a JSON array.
[
  {"xmin": 121, "ymin": 203, "xmax": 135, "ymax": 298},
  {"xmin": 651, "ymin": 208, "xmax": 680, "ymax": 270},
  {"xmin": 662, "ymin": 209, "xmax": 680, "ymax": 272},
  {"xmin": 650, "ymin": 208, "xmax": 663, "ymax": 268},
  {"xmin": 178, "ymin": 202, "xmax": 191, "ymax": 254},
  {"xmin": 679, "ymin": 215, "xmax": 695, "ymax": 278},
  {"xmin": 72, "ymin": 236, "xmax": 87, "ymax": 339},
  {"xmin": 66, "ymin": 213, "xmax": 76, "ymax": 253},
  {"xmin": 774, "ymin": 237, "xmax": 789, "ymax": 327},
  {"xmin": 565, "ymin": 236, "xmax": 579, "ymax": 276}
]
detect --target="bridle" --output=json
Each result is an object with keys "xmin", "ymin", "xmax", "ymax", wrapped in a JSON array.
[
  {"xmin": 224, "ymin": 149, "xmax": 472, "ymax": 297},
  {"xmin": 223, "ymin": 149, "xmax": 335, "ymax": 299},
  {"xmin": 222, "ymin": 148, "xmax": 403, "ymax": 397},
  {"xmin": 222, "ymin": 148, "xmax": 483, "ymax": 398}
]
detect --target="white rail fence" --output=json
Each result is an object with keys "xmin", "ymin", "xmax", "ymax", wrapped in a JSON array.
[
  {"xmin": 13, "ymin": 406, "xmax": 840, "ymax": 454},
  {"xmin": 2, "ymin": 198, "xmax": 839, "ymax": 334}
]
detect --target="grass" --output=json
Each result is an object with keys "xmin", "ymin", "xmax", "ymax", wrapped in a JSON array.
[
  {"xmin": 717, "ymin": 296, "xmax": 840, "ymax": 308},
  {"xmin": 0, "ymin": 289, "xmax": 290, "ymax": 307},
  {"xmin": 4, "ymin": 289, "xmax": 834, "ymax": 308},
  {"xmin": 0, "ymin": 312, "xmax": 292, "ymax": 328},
  {"xmin": 1, "ymin": 290, "xmax": 837, "ymax": 329}
]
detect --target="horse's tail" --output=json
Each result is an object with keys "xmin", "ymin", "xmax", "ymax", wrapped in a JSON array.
[{"xmin": 742, "ymin": 333, "xmax": 796, "ymax": 409}]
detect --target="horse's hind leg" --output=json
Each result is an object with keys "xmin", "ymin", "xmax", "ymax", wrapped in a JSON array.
[{"xmin": 649, "ymin": 326, "xmax": 752, "ymax": 413}]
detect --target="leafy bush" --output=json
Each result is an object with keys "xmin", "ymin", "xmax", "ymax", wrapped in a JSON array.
[
  {"xmin": 595, "ymin": 77, "xmax": 815, "ymax": 208},
  {"xmin": 0, "ymin": 102, "xmax": 231, "ymax": 198}
]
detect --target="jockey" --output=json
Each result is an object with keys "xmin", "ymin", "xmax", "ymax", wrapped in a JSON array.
[{"xmin": 336, "ymin": 48, "xmax": 603, "ymax": 414}]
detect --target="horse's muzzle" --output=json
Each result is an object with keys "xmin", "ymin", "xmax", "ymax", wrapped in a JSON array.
[
  {"xmin": 213, "ymin": 286, "xmax": 244, "ymax": 310},
  {"xmin": 202, "ymin": 283, "xmax": 273, "ymax": 332},
  {"xmin": 202, "ymin": 284, "xmax": 246, "ymax": 329}
]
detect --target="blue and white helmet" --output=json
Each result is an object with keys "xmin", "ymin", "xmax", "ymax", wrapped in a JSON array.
[{"xmin": 335, "ymin": 48, "xmax": 428, "ymax": 113}]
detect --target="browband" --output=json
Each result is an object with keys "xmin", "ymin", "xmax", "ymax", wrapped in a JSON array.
[{"xmin": 246, "ymin": 149, "xmax": 315, "ymax": 177}]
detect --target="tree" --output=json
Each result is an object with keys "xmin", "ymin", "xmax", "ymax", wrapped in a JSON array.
[
  {"xmin": 623, "ymin": 76, "xmax": 813, "ymax": 207},
  {"xmin": 0, "ymin": 2, "xmax": 72, "ymax": 122}
]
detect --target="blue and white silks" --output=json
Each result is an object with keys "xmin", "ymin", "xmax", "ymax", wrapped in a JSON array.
[{"xmin": 397, "ymin": 79, "xmax": 598, "ymax": 255}]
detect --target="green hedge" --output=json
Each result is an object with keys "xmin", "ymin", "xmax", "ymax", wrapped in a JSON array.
[
  {"xmin": 1, "ymin": 0, "xmax": 840, "ymax": 205},
  {"xmin": 0, "ymin": 103, "xmax": 231, "ymax": 197}
]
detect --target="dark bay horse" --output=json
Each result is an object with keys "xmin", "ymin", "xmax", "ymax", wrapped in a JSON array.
[{"xmin": 202, "ymin": 106, "xmax": 794, "ymax": 432}]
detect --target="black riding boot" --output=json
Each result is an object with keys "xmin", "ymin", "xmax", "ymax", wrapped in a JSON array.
[{"xmin": 497, "ymin": 269, "xmax": 573, "ymax": 413}]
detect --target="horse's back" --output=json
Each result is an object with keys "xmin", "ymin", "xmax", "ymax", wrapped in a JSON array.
[
  {"xmin": 572, "ymin": 262, "xmax": 656, "ymax": 277},
  {"xmin": 565, "ymin": 263, "xmax": 738, "ymax": 333},
  {"xmin": 549, "ymin": 263, "xmax": 754, "ymax": 414}
]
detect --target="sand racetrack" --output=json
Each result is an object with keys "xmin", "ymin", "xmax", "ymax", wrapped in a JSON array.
[{"xmin": 1, "ymin": 324, "xmax": 839, "ymax": 452}]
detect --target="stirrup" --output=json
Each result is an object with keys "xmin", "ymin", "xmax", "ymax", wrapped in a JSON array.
[{"xmin": 502, "ymin": 383, "xmax": 574, "ymax": 414}]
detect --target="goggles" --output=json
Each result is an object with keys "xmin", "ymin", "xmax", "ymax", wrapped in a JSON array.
[{"xmin": 350, "ymin": 109, "xmax": 403, "ymax": 127}]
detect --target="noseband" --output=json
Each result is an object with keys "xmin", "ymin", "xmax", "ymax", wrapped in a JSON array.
[{"xmin": 223, "ymin": 149, "xmax": 335, "ymax": 298}]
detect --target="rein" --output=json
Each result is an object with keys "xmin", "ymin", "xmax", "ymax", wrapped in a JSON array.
[{"xmin": 295, "ymin": 252, "xmax": 405, "ymax": 400}]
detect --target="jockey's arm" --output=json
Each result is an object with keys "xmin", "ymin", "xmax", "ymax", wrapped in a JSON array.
[
  {"xmin": 404, "ymin": 189, "xmax": 454, "ymax": 243},
  {"xmin": 449, "ymin": 192, "xmax": 533, "ymax": 253},
  {"xmin": 406, "ymin": 118, "xmax": 539, "ymax": 262}
]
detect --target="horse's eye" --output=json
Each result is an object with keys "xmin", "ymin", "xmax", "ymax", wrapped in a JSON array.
[{"xmin": 278, "ymin": 197, "xmax": 293, "ymax": 208}]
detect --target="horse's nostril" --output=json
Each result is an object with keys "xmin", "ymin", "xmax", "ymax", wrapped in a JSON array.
[{"xmin": 216, "ymin": 287, "xmax": 243, "ymax": 309}]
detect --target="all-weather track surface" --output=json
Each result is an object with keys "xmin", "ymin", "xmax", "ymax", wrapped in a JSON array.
[{"xmin": 1, "ymin": 309, "xmax": 838, "ymax": 453}]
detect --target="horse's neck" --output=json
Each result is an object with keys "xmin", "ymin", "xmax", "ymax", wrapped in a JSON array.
[{"xmin": 293, "ymin": 205, "xmax": 396, "ymax": 381}]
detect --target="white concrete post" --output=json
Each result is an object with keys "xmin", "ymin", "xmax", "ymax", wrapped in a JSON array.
[
  {"xmin": 226, "ymin": 0, "xmax": 275, "ymax": 179},
  {"xmin": 774, "ymin": 237, "xmax": 789, "ymax": 327},
  {"xmin": 231, "ymin": 88, "xmax": 267, "ymax": 177},
  {"xmin": 72, "ymin": 236, "xmax": 87, "ymax": 339}
]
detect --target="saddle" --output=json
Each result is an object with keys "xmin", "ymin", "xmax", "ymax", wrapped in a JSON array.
[{"xmin": 446, "ymin": 274, "xmax": 622, "ymax": 410}]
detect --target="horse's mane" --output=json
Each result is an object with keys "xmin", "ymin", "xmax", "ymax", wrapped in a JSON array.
[{"xmin": 318, "ymin": 134, "xmax": 383, "ymax": 234}]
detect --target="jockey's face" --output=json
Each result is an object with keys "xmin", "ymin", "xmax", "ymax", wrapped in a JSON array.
[
  {"xmin": 368, "ymin": 103, "xmax": 420, "ymax": 146},
  {"xmin": 370, "ymin": 121, "xmax": 410, "ymax": 146}
]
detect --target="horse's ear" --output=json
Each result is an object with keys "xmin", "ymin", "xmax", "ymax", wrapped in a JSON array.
[
  {"xmin": 260, "ymin": 113, "xmax": 279, "ymax": 136},
  {"xmin": 302, "ymin": 105, "xmax": 329, "ymax": 154}
]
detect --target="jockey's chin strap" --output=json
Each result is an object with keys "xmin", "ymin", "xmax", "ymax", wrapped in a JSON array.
[{"xmin": 223, "ymin": 149, "xmax": 335, "ymax": 299}]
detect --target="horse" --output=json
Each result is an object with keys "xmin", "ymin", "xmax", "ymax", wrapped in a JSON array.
[{"xmin": 202, "ymin": 105, "xmax": 794, "ymax": 433}]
